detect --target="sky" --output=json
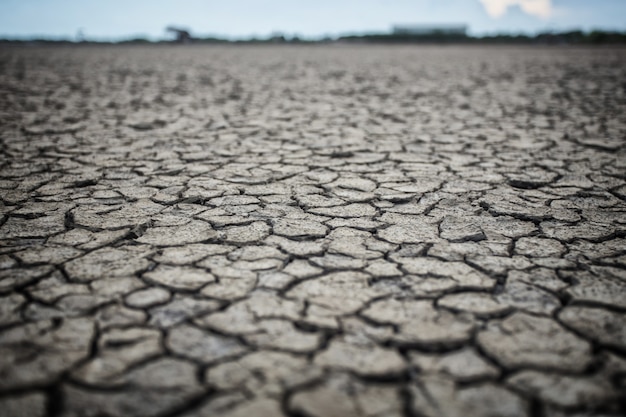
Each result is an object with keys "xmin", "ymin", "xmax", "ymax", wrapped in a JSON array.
[{"xmin": 1, "ymin": 0, "xmax": 625, "ymax": 41}]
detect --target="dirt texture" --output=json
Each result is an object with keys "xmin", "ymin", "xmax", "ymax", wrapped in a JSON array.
[{"xmin": 0, "ymin": 45, "xmax": 625, "ymax": 417}]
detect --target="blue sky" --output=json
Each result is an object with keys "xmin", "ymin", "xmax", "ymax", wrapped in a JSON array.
[{"xmin": 1, "ymin": 0, "xmax": 625, "ymax": 40}]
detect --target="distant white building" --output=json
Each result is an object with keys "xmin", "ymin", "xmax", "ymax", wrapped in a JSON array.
[{"xmin": 392, "ymin": 24, "xmax": 468, "ymax": 36}]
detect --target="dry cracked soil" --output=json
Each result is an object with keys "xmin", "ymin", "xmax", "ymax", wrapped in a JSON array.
[{"xmin": 0, "ymin": 44, "xmax": 625, "ymax": 417}]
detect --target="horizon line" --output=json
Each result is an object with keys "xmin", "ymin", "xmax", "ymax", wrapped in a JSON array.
[{"xmin": 2, "ymin": 27, "xmax": 626, "ymax": 44}]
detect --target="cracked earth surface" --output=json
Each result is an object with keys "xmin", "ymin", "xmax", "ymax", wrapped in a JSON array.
[{"xmin": 0, "ymin": 45, "xmax": 625, "ymax": 417}]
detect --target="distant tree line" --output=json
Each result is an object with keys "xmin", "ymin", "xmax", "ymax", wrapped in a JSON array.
[
  {"xmin": 336, "ymin": 30, "xmax": 626, "ymax": 44},
  {"xmin": 1, "ymin": 30, "xmax": 625, "ymax": 45}
]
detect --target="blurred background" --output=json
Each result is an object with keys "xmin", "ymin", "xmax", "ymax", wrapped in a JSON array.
[{"xmin": 1, "ymin": 0, "xmax": 625, "ymax": 43}]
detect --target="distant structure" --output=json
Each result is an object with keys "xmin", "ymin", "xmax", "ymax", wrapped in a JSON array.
[
  {"xmin": 392, "ymin": 24, "xmax": 468, "ymax": 36},
  {"xmin": 166, "ymin": 26, "xmax": 192, "ymax": 43}
]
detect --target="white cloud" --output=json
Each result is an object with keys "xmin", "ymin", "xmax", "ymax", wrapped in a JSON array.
[{"xmin": 479, "ymin": 0, "xmax": 553, "ymax": 19}]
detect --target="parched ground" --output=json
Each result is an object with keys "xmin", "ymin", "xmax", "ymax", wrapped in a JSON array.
[{"xmin": 0, "ymin": 44, "xmax": 625, "ymax": 417}]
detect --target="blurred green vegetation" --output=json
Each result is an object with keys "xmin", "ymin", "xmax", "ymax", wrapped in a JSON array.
[
  {"xmin": 335, "ymin": 30, "xmax": 626, "ymax": 44},
  {"xmin": 2, "ymin": 30, "xmax": 625, "ymax": 45}
]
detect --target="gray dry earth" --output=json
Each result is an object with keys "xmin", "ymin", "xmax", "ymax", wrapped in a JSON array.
[{"xmin": 0, "ymin": 45, "xmax": 625, "ymax": 417}]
